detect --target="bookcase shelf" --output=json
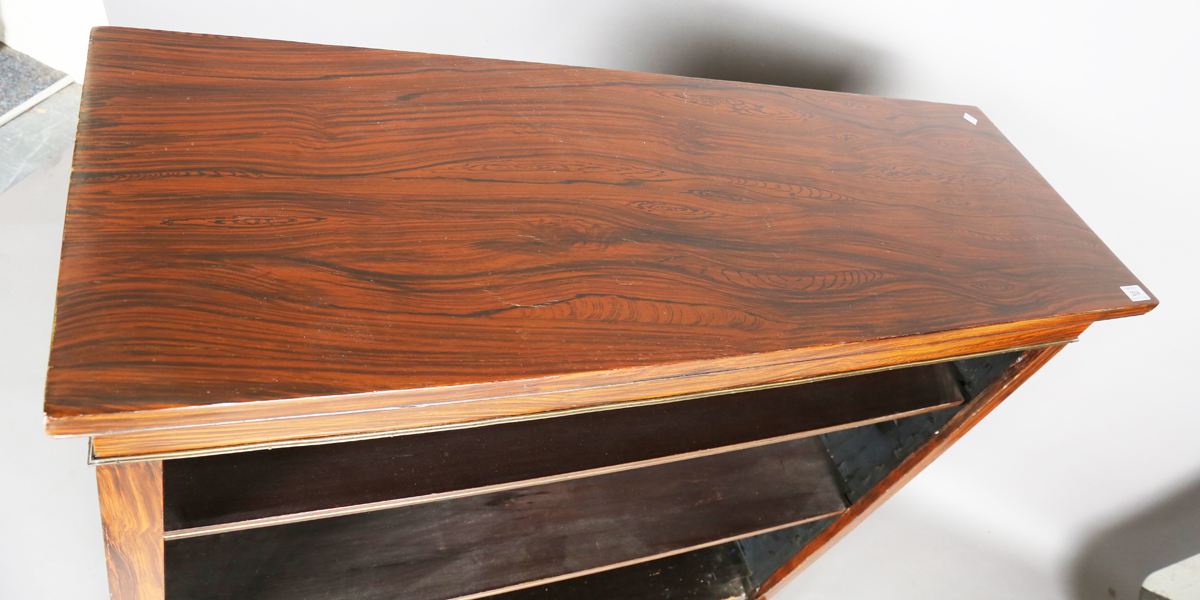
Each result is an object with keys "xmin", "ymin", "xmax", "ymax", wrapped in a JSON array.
[{"xmin": 46, "ymin": 27, "xmax": 1155, "ymax": 600}]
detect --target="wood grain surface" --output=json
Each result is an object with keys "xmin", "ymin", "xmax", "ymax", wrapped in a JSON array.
[
  {"xmin": 96, "ymin": 460, "xmax": 164, "ymax": 600},
  {"xmin": 162, "ymin": 361, "xmax": 962, "ymax": 534},
  {"xmin": 87, "ymin": 323, "xmax": 1079, "ymax": 460},
  {"xmin": 47, "ymin": 27, "xmax": 1155, "ymax": 439},
  {"xmin": 491, "ymin": 543, "xmax": 752, "ymax": 600},
  {"xmin": 754, "ymin": 344, "xmax": 1068, "ymax": 597},
  {"xmin": 164, "ymin": 437, "xmax": 845, "ymax": 600}
]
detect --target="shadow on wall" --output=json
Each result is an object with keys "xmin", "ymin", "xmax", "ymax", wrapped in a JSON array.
[
  {"xmin": 612, "ymin": 3, "xmax": 886, "ymax": 95},
  {"xmin": 1071, "ymin": 474, "xmax": 1200, "ymax": 600}
]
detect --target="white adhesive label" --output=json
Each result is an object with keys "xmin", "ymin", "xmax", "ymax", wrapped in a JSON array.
[
  {"xmin": 963, "ymin": 112, "xmax": 978, "ymax": 125},
  {"xmin": 1120, "ymin": 285, "xmax": 1151, "ymax": 301}
]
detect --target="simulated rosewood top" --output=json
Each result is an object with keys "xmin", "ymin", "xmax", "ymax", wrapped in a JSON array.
[{"xmin": 46, "ymin": 27, "xmax": 1154, "ymax": 436}]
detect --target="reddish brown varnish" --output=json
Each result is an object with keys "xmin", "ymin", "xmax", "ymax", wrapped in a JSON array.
[
  {"xmin": 90, "ymin": 321, "xmax": 1077, "ymax": 459},
  {"xmin": 96, "ymin": 461, "xmax": 164, "ymax": 600},
  {"xmin": 47, "ymin": 27, "xmax": 1154, "ymax": 451},
  {"xmin": 48, "ymin": 26, "xmax": 1160, "ymax": 600}
]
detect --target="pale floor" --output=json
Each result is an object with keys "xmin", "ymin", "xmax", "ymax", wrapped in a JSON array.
[{"xmin": 0, "ymin": 128, "xmax": 108, "ymax": 598}]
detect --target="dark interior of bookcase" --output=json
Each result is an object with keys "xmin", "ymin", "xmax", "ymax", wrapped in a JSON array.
[{"xmin": 161, "ymin": 351, "xmax": 1021, "ymax": 600}]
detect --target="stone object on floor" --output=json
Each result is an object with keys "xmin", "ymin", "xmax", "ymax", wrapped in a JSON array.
[{"xmin": 1143, "ymin": 553, "xmax": 1200, "ymax": 600}]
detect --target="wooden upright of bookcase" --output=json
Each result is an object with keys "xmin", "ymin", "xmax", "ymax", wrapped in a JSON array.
[{"xmin": 46, "ymin": 27, "xmax": 1156, "ymax": 600}]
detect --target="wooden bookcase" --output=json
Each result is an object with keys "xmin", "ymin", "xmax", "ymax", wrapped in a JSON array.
[{"xmin": 47, "ymin": 27, "xmax": 1156, "ymax": 600}]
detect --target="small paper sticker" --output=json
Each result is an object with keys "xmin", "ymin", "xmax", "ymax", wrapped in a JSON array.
[
  {"xmin": 1120, "ymin": 285, "xmax": 1151, "ymax": 301},
  {"xmin": 963, "ymin": 112, "xmax": 978, "ymax": 125}
]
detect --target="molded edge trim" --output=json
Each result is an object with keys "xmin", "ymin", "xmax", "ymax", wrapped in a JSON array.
[
  {"xmin": 50, "ymin": 311, "xmax": 1125, "ymax": 443},
  {"xmin": 89, "ymin": 330, "xmax": 1077, "ymax": 463}
]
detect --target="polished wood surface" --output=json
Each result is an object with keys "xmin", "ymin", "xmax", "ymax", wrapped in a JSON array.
[
  {"xmin": 162, "ymin": 362, "xmax": 962, "ymax": 535},
  {"xmin": 47, "ymin": 27, "xmax": 1154, "ymax": 441},
  {"xmin": 493, "ymin": 543, "xmax": 751, "ymax": 600},
  {"xmin": 755, "ymin": 343, "xmax": 1069, "ymax": 597},
  {"xmin": 96, "ymin": 461, "xmax": 164, "ymax": 600},
  {"xmin": 164, "ymin": 438, "xmax": 845, "ymax": 600},
  {"xmin": 88, "ymin": 321, "xmax": 1079, "ymax": 461}
]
